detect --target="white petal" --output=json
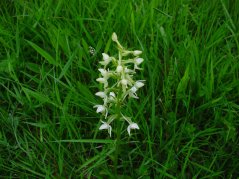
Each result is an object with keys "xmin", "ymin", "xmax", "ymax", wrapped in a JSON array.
[
  {"xmin": 95, "ymin": 91, "xmax": 106, "ymax": 98},
  {"xmin": 108, "ymin": 125, "xmax": 112, "ymax": 137},
  {"xmin": 99, "ymin": 121, "xmax": 112, "ymax": 137},
  {"xmin": 130, "ymin": 86, "xmax": 137, "ymax": 93},
  {"xmin": 135, "ymin": 81, "xmax": 144, "ymax": 88},
  {"xmin": 99, "ymin": 123, "xmax": 109, "ymax": 130},
  {"xmin": 133, "ymin": 50, "xmax": 142, "ymax": 56},
  {"xmin": 99, "ymin": 61, "xmax": 109, "ymax": 66},
  {"xmin": 127, "ymin": 125, "xmax": 131, "ymax": 135},
  {"xmin": 125, "ymin": 67, "xmax": 134, "ymax": 73},
  {"xmin": 121, "ymin": 79, "xmax": 128, "ymax": 86},
  {"xmin": 116, "ymin": 65, "xmax": 123, "ymax": 73},
  {"xmin": 127, "ymin": 123, "xmax": 140, "ymax": 135},
  {"xmin": 131, "ymin": 123, "xmax": 139, "ymax": 129},
  {"xmin": 129, "ymin": 93, "xmax": 138, "ymax": 99},
  {"xmin": 102, "ymin": 53, "xmax": 110, "ymax": 61},
  {"xmin": 96, "ymin": 105, "xmax": 105, "ymax": 113},
  {"xmin": 135, "ymin": 58, "xmax": 144, "ymax": 65},
  {"xmin": 98, "ymin": 68, "xmax": 108, "ymax": 76},
  {"xmin": 109, "ymin": 92, "xmax": 116, "ymax": 97},
  {"xmin": 96, "ymin": 78, "xmax": 107, "ymax": 83}
]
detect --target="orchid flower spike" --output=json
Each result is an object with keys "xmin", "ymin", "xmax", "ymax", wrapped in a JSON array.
[{"xmin": 93, "ymin": 32, "xmax": 145, "ymax": 137}]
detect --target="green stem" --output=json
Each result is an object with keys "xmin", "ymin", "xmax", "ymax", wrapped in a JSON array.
[
  {"xmin": 114, "ymin": 91, "xmax": 122, "ymax": 174},
  {"xmin": 114, "ymin": 116, "xmax": 121, "ymax": 174}
]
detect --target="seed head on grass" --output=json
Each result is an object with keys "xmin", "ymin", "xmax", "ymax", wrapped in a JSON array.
[{"xmin": 94, "ymin": 32, "xmax": 145, "ymax": 137}]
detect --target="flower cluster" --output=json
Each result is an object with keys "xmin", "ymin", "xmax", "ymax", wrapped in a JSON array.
[{"xmin": 94, "ymin": 32, "xmax": 145, "ymax": 137}]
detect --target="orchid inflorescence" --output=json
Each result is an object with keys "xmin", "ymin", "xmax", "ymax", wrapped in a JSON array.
[{"xmin": 94, "ymin": 32, "xmax": 145, "ymax": 137}]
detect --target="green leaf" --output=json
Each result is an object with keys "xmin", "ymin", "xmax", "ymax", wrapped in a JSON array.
[{"xmin": 26, "ymin": 40, "xmax": 58, "ymax": 66}]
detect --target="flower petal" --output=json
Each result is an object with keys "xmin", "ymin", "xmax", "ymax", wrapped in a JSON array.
[
  {"xmin": 116, "ymin": 65, "xmax": 123, "ymax": 73},
  {"xmin": 133, "ymin": 50, "xmax": 142, "ymax": 56},
  {"xmin": 95, "ymin": 91, "xmax": 106, "ymax": 98},
  {"xmin": 99, "ymin": 123, "xmax": 109, "ymax": 130},
  {"xmin": 135, "ymin": 58, "xmax": 144, "ymax": 65},
  {"xmin": 127, "ymin": 123, "xmax": 140, "ymax": 135},
  {"xmin": 135, "ymin": 81, "xmax": 144, "ymax": 88},
  {"xmin": 102, "ymin": 53, "xmax": 110, "ymax": 61}
]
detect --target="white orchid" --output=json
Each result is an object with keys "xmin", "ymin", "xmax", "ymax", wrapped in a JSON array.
[
  {"xmin": 134, "ymin": 81, "xmax": 145, "ymax": 89},
  {"xmin": 135, "ymin": 58, "xmax": 144, "ymax": 65},
  {"xmin": 116, "ymin": 65, "xmax": 123, "ymax": 73},
  {"xmin": 133, "ymin": 50, "xmax": 142, "ymax": 56},
  {"xmin": 121, "ymin": 79, "xmax": 128, "ymax": 87},
  {"xmin": 100, "ymin": 53, "xmax": 111, "ymax": 66},
  {"xmin": 128, "ymin": 86, "xmax": 138, "ymax": 99},
  {"xmin": 93, "ymin": 105, "xmax": 106, "ymax": 113},
  {"xmin": 96, "ymin": 77, "xmax": 107, "ymax": 83},
  {"xmin": 98, "ymin": 68, "xmax": 109, "ymax": 78},
  {"xmin": 109, "ymin": 92, "xmax": 116, "ymax": 98},
  {"xmin": 94, "ymin": 32, "xmax": 145, "ymax": 137},
  {"xmin": 95, "ymin": 91, "xmax": 107, "ymax": 98},
  {"xmin": 99, "ymin": 121, "xmax": 112, "ymax": 137},
  {"xmin": 125, "ymin": 67, "xmax": 135, "ymax": 74},
  {"xmin": 96, "ymin": 77, "xmax": 108, "ymax": 88},
  {"xmin": 127, "ymin": 122, "xmax": 140, "ymax": 135}
]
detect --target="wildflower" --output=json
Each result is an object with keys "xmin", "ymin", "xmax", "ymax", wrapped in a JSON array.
[
  {"xmin": 128, "ymin": 86, "xmax": 138, "ymax": 99},
  {"xmin": 109, "ymin": 92, "xmax": 116, "ymax": 98},
  {"xmin": 94, "ymin": 105, "xmax": 106, "ymax": 113},
  {"xmin": 130, "ymin": 86, "xmax": 137, "ymax": 93},
  {"xmin": 100, "ymin": 53, "xmax": 111, "ymax": 66},
  {"xmin": 96, "ymin": 77, "xmax": 107, "ymax": 84},
  {"xmin": 135, "ymin": 58, "xmax": 144, "ymax": 65},
  {"xmin": 94, "ymin": 32, "xmax": 145, "ymax": 137},
  {"xmin": 125, "ymin": 67, "xmax": 135, "ymax": 74},
  {"xmin": 112, "ymin": 32, "xmax": 118, "ymax": 42},
  {"xmin": 134, "ymin": 81, "xmax": 145, "ymax": 89},
  {"xmin": 133, "ymin": 50, "xmax": 142, "ymax": 56},
  {"xmin": 121, "ymin": 79, "xmax": 128, "ymax": 87},
  {"xmin": 134, "ymin": 58, "xmax": 144, "ymax": 70},
  {"xmin": 108, "ymin": 92, "xmax": 116, "ymax": 102},
  {"xmin": 99, "ymin": 121, "xmax": 112, "ymax": 137},
  {"xmin": 95, "ymin": 91, "xmax": 107, "ymax": 98},
  {"xmin": 127, "ymin": 122, "xmax": 140, "ymax": 135},
  {"xmin": 116, "ymin": 65, "xmax": 123, "ymax": 73},
  {"xmin": 98, "ymin": 68, "xmax": 109, "ymax": 78},
  {"xmin": 96, "ymin": 77, "xmax": 108, "ymax": 88}
]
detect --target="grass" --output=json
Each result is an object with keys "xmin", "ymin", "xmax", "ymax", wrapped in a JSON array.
[{"xmin": 0, "ymin": 0, "xmax": 239, "ymax": 178}]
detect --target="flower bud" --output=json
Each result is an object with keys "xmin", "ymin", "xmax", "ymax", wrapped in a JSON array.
[
  {"xmin": 135, "ymin": 58, "xmax": 144, "ymax": 65},
  {"xmin": 133, "ymin": 50, "xmax": 142, "ymax": 56},
  {"xmin": 121, "ymin": 79, "xmax": 128, "ymax": 86},
  {"xmin": 102, "ymin": 53, "xmax": 110, "ymax": 61},
  {"xmin": 96, "ymin": 78, "xmax": 107, "ymax": 83},
  {"xmin": 116, "ymin": 65, "xmax": 123, "ymax": 73},
  {"xmin": 125, "ymin": 67, "xmax": 134, "ymax": 74},
  {"xmin": 100, "ymin": 53, "xmax": 111, "ymax": 66},
  {"xmin": 98, "ymin": 68, "xmax": 108, "ymax": 77},
  {"xmin": 112, "ymin": 32, "xmax": 118, "ymax": 42},
  {"xmin": 94, "ymin": 105, "xmax": 106, "ymax": 113},
  {"xmin": 135, "ymin": 81, "xmax": 144, "ymax": 88},
  {"xmin": 130, "ymin": 86, "xmax": 137, "ymax": 93},
  {"xmin": 127, "ymin": 122, "xmax": 139, "ymax": 135},
  {"xmin": 109, "ymin": 92, "xmax": 116, "ymax": 98},
  {"xmin": 95, "ymin": 91, "xmax": 106, "ymax": 98},
  {"xmin": 99, "ymin": 121, "xmax": 112, "ymax": 137}
]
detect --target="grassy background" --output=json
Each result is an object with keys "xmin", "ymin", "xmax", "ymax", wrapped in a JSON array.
[{"xmin": 0, "ymin": 0, "xmax": 239, "ymax": 178}]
